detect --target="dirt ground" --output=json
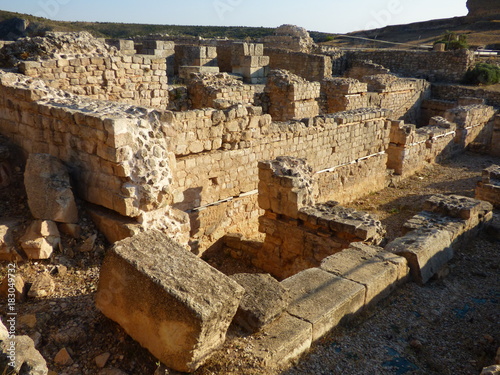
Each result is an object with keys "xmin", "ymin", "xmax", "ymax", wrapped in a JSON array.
[{"xmin": 0, "ymin": 151, "xmax": 499, "ymax": 375}]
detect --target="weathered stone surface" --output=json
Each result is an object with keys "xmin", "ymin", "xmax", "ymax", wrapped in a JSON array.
[
  {"xmin": 476, "ymin": 165, "xmax": 500, "ymax": 209},
  {"xmin": 424, "ymin": 194, "xmax": 493, "ymax": 221},
  {"xmin": 20, "ymin": 220, "xmax": 60, "ymax": 260},
  {"xmin": 27, "ymin": 273, "xmax": 55, "ymax": 298},
  {"xmin": 0, "ymin": 319, "xmax": 8, "ymax": 341},
  {"xmin": 385, "ymin": 228, "xmax": 454, "ymax": 285},
  {"xmin": 0, "ymin": 335, "xmax": 48, "ymax": 375},
  {"xmin": 24, "ymin": 154, "xmax": 78, "ymax": 224},
  {"xmin": 230, "ymin": 273, "xmax": 289, "ymax": 332},
  {"xmin": 95, "ymin": 230, "xmax": 245, "ymax": 373},
  {"xmin": 467, "ymin": 0, "xmax": 500, "ymax": 18},
  {"xmin": 0, "ymin": 274, "xmax": 26, "ymax": 302},
  {"xmin": 282, "ymin": 268, "xmax": 365, "ymax": 340},
  {"xmin": 249, "ymin": 313, "xmax": 312, "ymax": 368},
  {"xmin": 481, "ymin": 365, "xmax": 500, "ymax": 375},
  {"xmin": 320, "ymin": 243, "xmax": 409, "ymax": 306},
  {"xmin": 0, "ymin": 219, "xmax": 23, "ymax": 261},
  {"xmin": 95, "ymin": 352, "xmax": 111, "ymax": 368}
]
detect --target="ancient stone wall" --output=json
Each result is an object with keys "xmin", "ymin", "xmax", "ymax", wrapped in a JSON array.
[
  {"xmin": 431, "ymin": 83, "xmax": 500, "ymax": 108},
  {"xmin": 476, "ymin": 165, "xmax": 500, "ymax": 208},
  {"xmin": 265, "ymin": 48, "xmax": 332, "ymax": 82},
  {"xmin": 348, "ymin": 50, "xmax": 475, "ymax": 83},
  {"xmin": 18, "ymin": 54, "xmax": 169, "ymax": 108},
  {"xmin": 386, "ymin": 118, "xmax": 458, "ymax": 177},
  {"xmin": 0, "ymin": 71, "xmax": 182, "ymax": 223},
  {"xmin": 169, "ymin": 105, "xmax": 271, "ymax": 156},
  {"xmin": 171, "ymin": 108, "xmax": 392, "ymax": 251},
  {"xmin": 174, "ymin": 44, "xmax": 218, "ymax": 76},
  {"xmin": 420, "ymin": 99, "xmax": 457, "ymax": 126},
  {"xmin": 387, "ymin": 104, "xmax": 496, "ymax": 177},
  {"xmin": 265, "ymin": 70, "xmax": 320, "ymax": 121},
  {"xmin": 491, "ymin": 115, "xmax": 500, "ymax": 156},
  {"xmin": 322, "ymin": 75, "xmax": 430, "ymax": 123},
  {"xmin": 444, "ymin": 104, "xmax": 497, "ymax": 149},
  {"xmin": 255, "ymin": 157, "xmax": 385, "ymax": 279},
  {"xmin": 263, "ymin": 24, "xmax": 315, "ymax": 53},
  {"xmin": 187, "ymin": 73, "xmax": 256, "ymax": 109}
]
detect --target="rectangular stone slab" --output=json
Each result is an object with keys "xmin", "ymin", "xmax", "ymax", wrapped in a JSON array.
[
  {"xmin": 385, "ymin": 228, "xmax": 453, "ymax": 285},
  {"xmin": 95, "ymin": 230, "xmax": 245, "ymax": 373},
  {"xmin": 249, "ymin": 313, "xmax": 312, "ymax": 368},
  {"xmin": 320, "ymin": 244, "xmax": 409, "ymax": 306},
  {"xmin": 281, "ymin": 268, "xmax": 365, "ymax": 341}
]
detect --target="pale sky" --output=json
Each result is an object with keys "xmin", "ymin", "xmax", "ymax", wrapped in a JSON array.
[{"xmin": 0, "ymin": 0, "xmax": 468, "ymax": 34}]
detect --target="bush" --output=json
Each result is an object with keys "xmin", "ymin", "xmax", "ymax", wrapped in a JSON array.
[
  {"xmin": 464, "ymin": 63, "xmax": 500, "ymax": 85},
  {"xmin": 434, "ymin": 31, "xmax": 469, "ymax": 50}
]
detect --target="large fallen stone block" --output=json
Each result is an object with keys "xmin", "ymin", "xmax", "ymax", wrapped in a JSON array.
[
  {"xmin": 320, "ymin": 243, "xmax": 409, "ymax": 306},
  {"xmin": 230, "ymin": 273, "xmax": 289, "ymax": 333},
  {"xmin": 281, "ymin": 268, "xmax": 365, "ymax": 341},
  {"xmin": 95, "ymin": 230, "xmax": 245, "ymax": 373},
  {"xmin": 24, "ymin": 153, "xmax": 78, "ymax": 224},
  {"xmin": 385, "ymin": 228, "xmax": 454, "ymax": 285}
]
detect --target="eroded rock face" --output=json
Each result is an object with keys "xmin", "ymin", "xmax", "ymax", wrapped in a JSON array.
[
  {"xmin": 467, "ymin": 0, "xmax": 500, "ymax": 18},
  {"xmin": 24, "ymin": 154, "xmax": 78, "ymax": 224}
]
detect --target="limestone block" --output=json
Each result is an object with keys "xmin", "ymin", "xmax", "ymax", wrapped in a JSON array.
[
  {"xmin": 230, "ymin": 273, "xmax": 290, "ymax": 332},
  {"xmin": 385, "ymin": 228, "xmax": 454, "ymax": 285},
  {"xmin": 320, "ymin": 243, "xmax": 409, "ymax": 306},
  {"xmin": 0, "ymin": 335, "xmax": 49, "ymax": 375},
  {"xmin": 424, "ymin": 194, "xmax": 493, "ymax": 221},
  {"xmin": 24, "ymin": 153, "xmax": 78, "ymax": 224},
  {"xmin": 20, "ymin": 220, "xmax": 60, "ymax": 260},
  {"xmin": 95, "ymin": 230, "xmax": 245, "ymax": 373},
  {"xmin": 0, "ymin": 219, "xmax": 23, "ymax": 261},
  {"xmin": 248, "ymin": 313, "xmax": 312, "ymax": 368},
  {"xmin": 282, "ymin": 268, "xmax": 365, "ymax": 340}
]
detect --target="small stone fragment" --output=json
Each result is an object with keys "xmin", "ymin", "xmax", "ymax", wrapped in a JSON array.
[
  {"xmin": 28, "ymin": 273, "xmax": 55, "ymax": 298},
  {"xmin": 54, "ymin": 348, "xmax": 73, "ymax": 366},
  {"xmin": 95, "ymin": 352, "xmax": 111, "ymax": 368},
  {"xmin": 79, "ymin": 233, "xmax": 97, "ymax": 252},
  {"xmin": 20, "ymin": 220, "xmax": 60, "ymax": 260}
]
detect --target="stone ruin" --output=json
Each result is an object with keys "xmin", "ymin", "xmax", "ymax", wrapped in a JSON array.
[{"xmin": 0, "ymin": 25, "xmax": 498, "ymax": 373}]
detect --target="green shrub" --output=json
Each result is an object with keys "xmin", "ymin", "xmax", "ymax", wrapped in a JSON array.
[
  {"xmin": 434, "ymin": 31, "xmax": 469, "ymax": 50},
  {"xmin": 464, "ymin": 63, "xmax": 500, "ymax": 85}
]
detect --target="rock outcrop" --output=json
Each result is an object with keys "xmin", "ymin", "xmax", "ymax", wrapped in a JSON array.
[{"xmin": 467, "ymin": 0, "xmax": 500, "ymax": 18}]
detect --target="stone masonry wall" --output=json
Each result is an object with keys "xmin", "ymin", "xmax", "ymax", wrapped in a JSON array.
[
  {"xmin": 0, "ymin": 71, "xmax": 174, "ymax": 219},
  {"xmin": 18, "ymin": 54, "xmax": 169, "ymax": 108},
  {"xmin": 265, "ymin": 48, "xmax": 332, "ymax": 82},
  {"xmin": 187, "ymin": 73, "xmax": 256, "ymax": 109},
  {"xmin": 266, "ymin": 70, "xmax": 320, "ymax": 121},
  {"xmin": 255, "ymin": 157, "xmax": 385, "ymax": 279},
  {"xmin": 348, "ymin": 49, "xmax": 475, "ymax": 83},
  {"xmin": 386, "ymin": 118, "xmax": 458, "ymax": 177},
  {"xmin": 431, "ymin": 83, "xmax": 500, "ymax": 108},
  {"xmin": 171, "ymin": 108, "xmax": 392, "ymax": 252}
]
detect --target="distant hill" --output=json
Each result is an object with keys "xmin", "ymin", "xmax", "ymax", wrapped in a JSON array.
[
  {"xmin": 0, "ymin": 8, "xmax": 498, "ymax": 51},
  {"xmin": 324, "ymin": 16, "xmax": 500, "ymax": 50},
  {"xmin": 0, "ymin": 10, "xmax": 279, "ymax": 41}
]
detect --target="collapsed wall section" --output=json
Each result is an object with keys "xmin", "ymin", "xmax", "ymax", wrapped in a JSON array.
[{"xmin": 0, "ymin": 71, "xmax": 189, "ymax": 239}]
